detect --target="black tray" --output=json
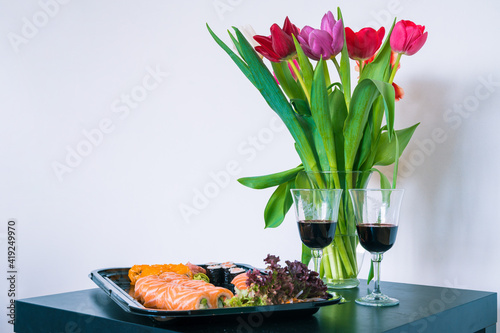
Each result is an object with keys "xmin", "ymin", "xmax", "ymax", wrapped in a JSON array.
[{"xmin": 89, "ymin": 265, "xmax": 342, "ymax": 321}]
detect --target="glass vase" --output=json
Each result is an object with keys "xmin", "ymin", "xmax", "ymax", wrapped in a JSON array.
[{"xmin": 305, "ymin": 171, "xmax": 371, "ymax": 289}]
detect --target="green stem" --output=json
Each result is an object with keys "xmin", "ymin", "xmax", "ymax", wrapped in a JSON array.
[
  {"xmin": 392, "ymin": 133, "xmax": 400, "ymax": 189},
  {"xmin": 333, "ymin": 235, "xmax": 355, "ymax": 277},
  {"xmin": 388, "ymin": 53, "xmax": 402, "ymax": 84},
  {"xmin": 332, "ymin": 57, "xmax": 350, "ymax": 109},
  {"xmin": 323, "ymin": 246, "xmax": 333, "ymax": 279},
  {"xmin": 288, "ymin": 59, "xmax": 310, "ymax": 103},
  {"xmin": 334, "ymin": 246, "xmax": 342, "ymax": 278},
  {"xmin": 332, "ymin": 58, "xmax": 341, "ymax": 74}
]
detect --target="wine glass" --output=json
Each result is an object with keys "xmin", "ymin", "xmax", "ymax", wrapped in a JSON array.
[
  {"xmin": 349, "ymin": 189, "xmax": 404, "ymax": 307},
  {"xmin": 291, "ymin": 189, "xmax": 343, "ymax": 278}
]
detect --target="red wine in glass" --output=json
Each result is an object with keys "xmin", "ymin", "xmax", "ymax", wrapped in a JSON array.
[
  {"xmin": 297, "ymin": 220, "xmax": 337, "ymax": 249},
  {"xmin": 356, "ymin": 223, "xmax": 398, "ymax": 253}
]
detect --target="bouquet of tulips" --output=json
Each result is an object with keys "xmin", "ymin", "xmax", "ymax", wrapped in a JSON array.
[{"xmin": 207, "ymin": 9, "xmax": 427, "ymax": 280}]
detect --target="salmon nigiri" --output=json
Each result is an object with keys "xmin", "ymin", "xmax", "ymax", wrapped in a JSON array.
[{"xmin": 231, "ymin": 273, "xmax": 250, "ymax": 292}]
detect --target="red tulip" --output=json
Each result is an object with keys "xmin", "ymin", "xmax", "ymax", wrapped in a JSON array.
[
  {"xmin": 390, "ymin": 20, "xmax": 428, "ymax": 56},
  {"xmin": 254, "ymin": 17, "xmax": 300, "ymax": 62},
  {"xmin": 345, "ymin": 27, "xmax": 385, "ymax": 61}
]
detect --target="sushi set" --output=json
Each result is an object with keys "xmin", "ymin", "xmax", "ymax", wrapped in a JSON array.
[{"xmin": 89, "ymin": 260, "xmax": 342, "ymax": 321}]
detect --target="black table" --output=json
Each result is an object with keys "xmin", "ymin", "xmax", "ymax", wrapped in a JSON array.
[{"xmin": 15, "ymin": 281, "xmax": 497, "ymax": 333}]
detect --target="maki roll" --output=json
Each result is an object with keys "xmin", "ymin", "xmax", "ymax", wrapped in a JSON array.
[
  {"xmin": 229, "ymin": 267, "xmax": 246, "ymax": 283},
  {"xmin": 222, "ymin": 263, "xmax": 236, "ymax": 284},
  {"xmin": 206, "ymin": 265, "xmax": 222, "ymax": 286},
  {"xmin": 225, "ymin": 267, "xmax": 246, "ymax": 293}
]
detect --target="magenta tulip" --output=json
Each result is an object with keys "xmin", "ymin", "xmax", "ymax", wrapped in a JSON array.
[
  {"xmin": 320, "ymin": 11, "xmax": 344, "ymax": 56},
  {"xmin": 345, "ymin": 27, "xmax": 385, "ymax": 61},
  {"xmin": 254, "ymin": 17, "xmax": 300, "ymax": 62},
  {"xmin": 390, "ymin": 20, "xmax": 428, "ymax": 56},
  {"xmin": 297, "ymin": 11, "xmax": 344, "ymax": 61}
]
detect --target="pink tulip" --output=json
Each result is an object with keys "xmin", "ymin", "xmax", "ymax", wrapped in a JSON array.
[
  {"xmin": 390, "ymin": 20, "xmax": 428, "ymax": 56},
  {"xmin": 297, "ymin": 11, "xmax": 344, "ymax": 60}
]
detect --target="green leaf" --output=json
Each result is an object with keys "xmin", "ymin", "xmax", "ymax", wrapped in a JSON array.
[
  {"xmin": 228, "ymin": 31, "xmax": 246, "ymax": 62},
  {"xmin": 372, "ymin": 80, "xmax": 396, "ymax": 140},
  {"xmin": 295, "ymin": 114, "xmax": 327, "ymax": 171},
  {"xmin": 311, "ymin": 59, "xmax": 338, "ymax": 171},
  {"xmin": 264, "ymin": 179, "xmax": 295, "ymax": 228},
  {"xmin": 294, "ymin": 170, "xmax": 312, "ymax": 189},
  {"xmin": 360, "ymin": 19, "xmax": 397, "ymax": 82},
  {"xmin": 330, "ymin": 88, "xmax": 347, "ymax": 171},
  {"xmin": 370, "ymin": 97, "xmax": 385, "ymax": 143},
  {"xmin": 392, "ymin": 133, "xmax": 400, "ymax": 189},
  {"xmin": 370, "ymin": 168, "xmax": 392, "ymax": 189},
  {"xmin": 232, "ymin": 27, "xmax": 319, "ymax": 172},
  {"xmin": 337, "ymin": 8, "xmax": 351, "ymax": 108},
  {"xmin": 327, "ymin": 82, "xmax": 343, "ymax": 91},
  {"xmin": 292, "ymin": 35, "xmax": 314, "ymax": 95},
  {"xmin": 367, "ymin": 260, "xmax": 374, "ymax": 284},
  {"xmin": 373, "ymin": 123, "xmax": 419, "ymax": 166},
  {"xmin": 312, "ymin": 124, "xmax": 330, "ymax": 172},
  {"xmin": 290, "ymin": 99, "xmax": 311, "ymax": 116},
  {"xmin": 238, "ymin": 165, "xmax": 304, "ymax": 189},
  {"xmin": 206, "ymin": 24, "xmax": 255, "ymax": 86},
  {"xmin": 358, "ymin": 19, "xmax": 397, "ymax": 145},
  {"xmin": 354, "ymin": 120, "xmax": 373, "ymax": 170},
  {"xmin": 271, "ymin": 62, "xmax": 305, "ymax": 100},
  {"xmin": 301, "ymin": 243, "xmax": 312, "ymax": 266},
  {"xmin": 344, "ymin": 78, "xmax": 395, "ymax": 170},
  {"xmin": 294, "ymin": 143, "xmax": 312, "ymax": 171}
]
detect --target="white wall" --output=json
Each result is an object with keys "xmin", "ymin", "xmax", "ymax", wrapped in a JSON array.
[{"xmin": 0, "ymin": 0, "xmax": 499, "ymax": 331}]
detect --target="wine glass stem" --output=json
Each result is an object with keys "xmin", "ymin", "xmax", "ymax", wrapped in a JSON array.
[
  {"xmin": 372, "ymin": 253, "xmax": 383, "ymax": 294},
  {"xmin": 312, "ymin": 249, "xmax": 323, "ymax": 273}
]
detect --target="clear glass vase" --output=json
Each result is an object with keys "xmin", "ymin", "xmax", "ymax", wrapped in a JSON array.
[{"xmin": 305, "ymin": 171, "xmax": 371, "ymax": 289}]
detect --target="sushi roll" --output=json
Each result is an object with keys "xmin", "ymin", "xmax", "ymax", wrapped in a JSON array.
[
  {"xmin": 222, "ymin": 264, "xmax": 236, "ymax": 284},
  {"xmin": 229, "ymin": 267, "xmax": 246, "ymax": 283},
  {"xmin": 206, "ymin": 265, "xmax": 222, "ymax": 286}
]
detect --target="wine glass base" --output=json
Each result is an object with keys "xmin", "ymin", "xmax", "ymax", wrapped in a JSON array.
[{"xmin": 355, "ymin": 293, "xmax": 399, "ymax": 307}]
